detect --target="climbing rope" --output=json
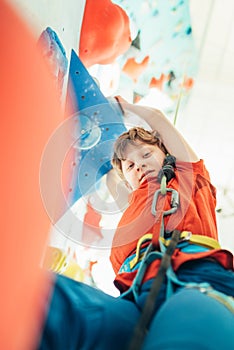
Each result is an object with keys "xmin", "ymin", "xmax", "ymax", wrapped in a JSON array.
[
  {"xmin": 157, "ymin": 154, "xmax": 176, "ymax": 194},
  {"xmin": 128, "ymin": 229, "xmax": 181, "ymax": 350}
]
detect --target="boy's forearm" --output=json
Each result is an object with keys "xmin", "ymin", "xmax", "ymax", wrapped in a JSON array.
[{"xmin": 121, "ymin": 102, "xmax": 199, "ymax": 163}]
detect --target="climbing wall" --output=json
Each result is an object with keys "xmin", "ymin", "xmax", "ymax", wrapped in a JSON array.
[
  {"xmin": 5, "ymin": 0, "xmax": 202, "ymax": 295},
  {"xmin": 87, "ymin": 0, "xmax": 198, "ymax": 116}
]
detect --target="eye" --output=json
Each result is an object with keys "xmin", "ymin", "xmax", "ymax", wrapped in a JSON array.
[
  {"xmin": 143, "ymin": 151, "xmax": 151, "ymax": 158},
  {"xmin": 127, "ymin": 163, "xmax": 134, "ymax": 171}
]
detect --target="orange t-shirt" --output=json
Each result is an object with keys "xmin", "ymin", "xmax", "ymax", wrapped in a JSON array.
[{"xmin": 110, "ymin": 160, "xmax": 233, "ymax": 292}]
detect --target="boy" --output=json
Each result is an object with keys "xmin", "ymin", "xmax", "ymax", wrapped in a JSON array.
[{"xmin": 39, "ymin": 101, "xmax": 234, "ymax": 350}]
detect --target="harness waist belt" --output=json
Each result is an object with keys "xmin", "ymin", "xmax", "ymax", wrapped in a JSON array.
[{"xmin": 119, "ymin": 232, "xmax": 221, "ymax": 274}]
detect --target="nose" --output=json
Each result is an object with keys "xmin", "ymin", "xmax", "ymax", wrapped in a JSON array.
[{"xmin": 136, "ymin": 163, "xmax": 146, "ymax": 171}]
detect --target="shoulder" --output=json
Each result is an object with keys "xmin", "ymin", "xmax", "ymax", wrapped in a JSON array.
[{"xmin": 176, "ymin": 159, "xmax": 209, "ymax": 176}]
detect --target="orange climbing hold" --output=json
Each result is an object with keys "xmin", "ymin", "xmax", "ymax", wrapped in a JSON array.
[
  {"xmin": 122, "ymin": 55, "xmax": 150, "ymax": 82},
  {"xmin": 149, "ymin": 73, "xmax": 166, "ymax": 90},
  {"xmin": 181, "ymin": 76, "xmax": 194, "ymax": 90},
  {"xmin": 82, "ymin": 200, "xmax": 103, "ymax": 246}
]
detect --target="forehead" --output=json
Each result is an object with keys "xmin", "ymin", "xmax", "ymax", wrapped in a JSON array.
[{"xmin": 123, "ymin": 142, "xmax": 155, "ymax": 159}]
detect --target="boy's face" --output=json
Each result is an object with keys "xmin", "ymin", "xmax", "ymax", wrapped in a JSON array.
[{"xmin": 121, "ymin": 141, "xmax": 165, "ymax": 190}]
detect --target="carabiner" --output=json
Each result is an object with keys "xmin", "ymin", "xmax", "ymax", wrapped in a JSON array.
[{"xmin": 151, "ymin": 188, "xmax": 179, "ymax": 216}]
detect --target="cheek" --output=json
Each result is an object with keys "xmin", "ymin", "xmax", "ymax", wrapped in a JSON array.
[
  {"xmin": 121, "ymin": 167, "xmax": 128, "ymax": 180},
  {"xmin": 123, "ymin": 171, "xmax": 133, "ymax": 184},
  {"xmin": 151, "ymin": 156, "xmax": 163, "ymax": 170},
  {"xmin": 122, "ymin": 170, "xmax": 137, "ymax": 188},
  {"xmin": 153, "ymin": 152, "xmax": 165, "ymax": 167}
]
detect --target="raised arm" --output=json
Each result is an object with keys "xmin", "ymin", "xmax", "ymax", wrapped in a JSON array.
[
  {"xmin": 117, "ymin": 97, "xmax": 199, "ymax": 163},
  {"xmin": 106, "ymin": 98, "xmax": 199, "ymax": 209}
]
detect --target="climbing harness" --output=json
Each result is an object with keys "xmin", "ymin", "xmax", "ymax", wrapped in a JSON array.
[
  {"xmin": 120, "ymin": 231, "xmax": 221, "ymax": 275},
  {"xmin": 125, "ymin": 172, "xmax": 234, "ymax": 350},
  {"xmin": 120, "ymin": 186, "xmax": 180, "ymax": 301}
]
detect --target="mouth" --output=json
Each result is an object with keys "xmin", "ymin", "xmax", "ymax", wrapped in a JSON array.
[{"xmin": 140, "ymin": 170, "xmax": 156, "ymax": 183}]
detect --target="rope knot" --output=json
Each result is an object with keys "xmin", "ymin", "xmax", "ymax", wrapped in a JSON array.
[{"xmin": 157, "ymin": 154, "xmax": 176, "ymax": 184}]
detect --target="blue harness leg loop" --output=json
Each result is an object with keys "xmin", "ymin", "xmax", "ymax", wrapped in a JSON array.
[{"xmin": 120, "ymin": 244, "xmax": 163, "ymax": 301}]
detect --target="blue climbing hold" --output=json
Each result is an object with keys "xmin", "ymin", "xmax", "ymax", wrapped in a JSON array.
[{"xmin": 65, "ymin": 50, "xmax": 127, "ymax": 205}]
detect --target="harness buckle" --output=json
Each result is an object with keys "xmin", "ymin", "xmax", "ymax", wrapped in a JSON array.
[{"xmin": 179, "ymin": 231, "xmax": 192, "ymax": 242}]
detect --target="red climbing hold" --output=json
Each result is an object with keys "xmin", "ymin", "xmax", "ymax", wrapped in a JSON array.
[{"xmin": 79, "ymin": 0, "xmax": 132, "ymax": 67}]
